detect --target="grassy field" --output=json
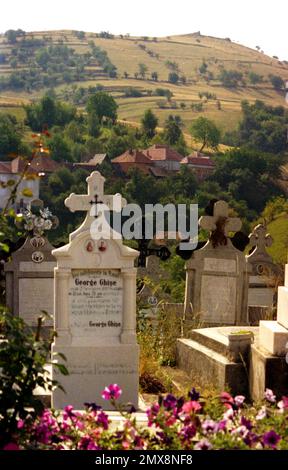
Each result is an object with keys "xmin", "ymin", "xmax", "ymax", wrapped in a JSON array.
[{"xmin": 0, "ymin": 30, "xmax": 287, "ymax": 134}]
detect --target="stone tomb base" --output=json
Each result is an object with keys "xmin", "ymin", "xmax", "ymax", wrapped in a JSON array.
[
  {"xmin": 52, "ymin": 344, "xmax": 139, "ymax": 410},
  {"xmin": 177, "ymin": 327, "xmax": 256, "ymax": 395},
  {"xmin": 177, "ymin": 326, "xmax": 288, "ymax": 400},
  {"xmin": 249, "ymin": 344, "xmax": 288, "ymax": 401}
]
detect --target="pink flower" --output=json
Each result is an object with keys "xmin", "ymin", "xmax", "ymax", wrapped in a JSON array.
[
  {"xmin": 3, "ymin": 442, "xmax": 19, "ymax": 450},
  {"xmin": 234, "ymin": 395, "xmax": 245, "ymax": 407},
  {"xmin": 194, "ymin": 438, "xmax": 213, "ymax": 450},
  {"xmin": 182, "ymin": 400, "xmax": 202, "ymax": 414},
  {"xmin": 220, "ymin": 391, "xmax": 234, "ymax": 408},
  {"xmin": 264, "ymin": 388, "xmax": 276, "ymax": 403},
  {"xmin": 277, "ymin": 396, "xmax": 288, "ymax": 412},
  {"xmin": 223, "ymin": 408, "xmax": 234, "ymax": 420},
  {"xmin": 101, "ymin": 384, "xmax": 122, "ymax": 401},
  {"xmin": 256, "ymin": 406, "xmax": 266, "ymax": 420}
]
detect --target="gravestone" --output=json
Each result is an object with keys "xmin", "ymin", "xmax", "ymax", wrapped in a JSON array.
[
  {"xmin": 259, "ymin": 263, "xmax": 288, "ymax": 355},
  {"xmin": 184, "ymin": 200, "xmax": 251, "ymax": 325},
  {"xmin": 52, "ymin": 171, "xmax": 139, "ymax": 410},
  {"xmin": 246, "ymin": 224, "xmax": 280, "ymax": 308},
  {"xmin": 4, "ymin": 200, "xmax": 57, "ymax": 330}
]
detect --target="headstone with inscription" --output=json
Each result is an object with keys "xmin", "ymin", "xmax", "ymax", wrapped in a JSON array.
[
  {"xmin": 184, "ymin": 200, "xmax": 251, "ymax": 325},
  {"xmin": 4, "ymin": 200, "xmax": 57, "ymax": 331},
  {"xmin": 52, "ymin": 171, "xmax": 139, "ymax": 409}
]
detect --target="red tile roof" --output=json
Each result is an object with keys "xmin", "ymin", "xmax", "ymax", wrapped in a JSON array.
[
  {"xmin": 112, "ymin": 149, "xmax": 151, "ymax": 164},
  {"xmin": 0, "ymin": 162, "xmax": 12, "ymax": 173},
  {"xmin": 1, "ymin": 155, "xmax": 60, "ymax": 175},
  {"xmin": 143, "ymin": 144, "xmax": 184, "ymax": 162},
  {"xmin": 181, "ymin": 152, "xmax": 215, "ymax": 168}
]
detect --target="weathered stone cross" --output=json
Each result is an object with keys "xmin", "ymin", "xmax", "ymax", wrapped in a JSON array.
[
  {"xmin": 248, "ymin": 224, "xmax": 273, "ymax": 256},
  {"xmin": 199, "ymin": 200, "xmax": 242, "ymax": 238},
  {"xmin": 65, "ymin": 171, "xmax": 126, "ymax": 240}
]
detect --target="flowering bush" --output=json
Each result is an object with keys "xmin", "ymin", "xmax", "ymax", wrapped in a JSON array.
[{"xmin": 4, "ymin": 386, "xmax": 288, "ymax": 450}]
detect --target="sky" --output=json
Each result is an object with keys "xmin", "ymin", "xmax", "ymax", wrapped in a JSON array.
[{"xmin": 0, "ymin": 0, "xmax": 287, "ymax": 60}]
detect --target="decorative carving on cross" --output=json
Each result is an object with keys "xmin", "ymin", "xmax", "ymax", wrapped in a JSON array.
[
  {"xmin": 89, "ymin": 194, "xmax": 103, "ymax": 219},
  {"xmin": 64, "ymin": 171, "xmax": 126, "ymax": 239},
  {"xmin": 199, "ymin": 200, "xmax": 242, "ymax": 248},
  {"xmin": 248, "ymin": 224, "xmax": 273, "ymax": 256}
]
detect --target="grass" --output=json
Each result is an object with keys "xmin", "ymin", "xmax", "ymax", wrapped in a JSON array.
[
  {"xmin": 0, "ymin": 30, "xmax": 287, "ymax": 134},
  {"xmin": 267, "ymin": 214, "xmax": 288, "ymax": 264}
]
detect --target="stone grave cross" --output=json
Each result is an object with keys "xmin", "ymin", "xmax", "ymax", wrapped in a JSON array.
[
  {"xmin": 65, "ymin": 171, "xmax": 126, "ymax": 240},
  {"xmin": 199, "ymin": 200, "xmax": 242, "ymax": 247},
  {"xmin": 248, "ymin": 224, "xmax": 273, "ymax": 257}
]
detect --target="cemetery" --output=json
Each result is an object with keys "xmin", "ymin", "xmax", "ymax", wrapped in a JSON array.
[
  {"xmin": 0, "ymin": 164, "xmax": 288, "ymax": 451},
  {"xmin": 0, "ymin": 6, "xmax": 288, "ymax": 455}
]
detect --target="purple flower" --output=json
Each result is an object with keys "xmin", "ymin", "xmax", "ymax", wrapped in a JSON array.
[
  {"xmin": 202, "ymin": 419, "xmax": 217, "ymax": 434},
  {"xmin": 264, "ymin": 388, "xmax": 276, "ymax": 403},
  {"xmin": 163, "ymin": 393, "xmax": 177, "ymax": 410},
  {"xmin": 188, "ymin": 387, "xmax": 200, "ymax": 401},
  {"xmin": 241, "ymin": 416, "xmax": 253, "ymax": 430},
  {"xmin": 180, "ymin": 425, "xmax": 196, "ymax": 440},
  {"xmin": 63, "ymin": 405, "xmax": 75, "ymax": 420},
  {"xmin": 97, "ymin": 411, "xmax": 109, "ymax": 430},
  {"xmin": 194, "ymin": 438, "xmax": 213, "ymax": 450},
  {"xmin": 101, "ymin": 384, "xmax": 122, "ymax": 401},
  {"xmin": 262, "ymin": 430, "xmax": 280, "ymax": 449},
  {"xmin": 146, "ymin": 404, "xmax": 160, "ymax": 426},
  {"xmin": 84, "ymin": 402, "xmax": 102, "ymax": 412},
  {"xmin": 216, "ymin": 420, "xmax": 227, "ymax": 432},
  {"xmin": 78, "ymin": 436, "xmax": 100, "ymax": 450}
]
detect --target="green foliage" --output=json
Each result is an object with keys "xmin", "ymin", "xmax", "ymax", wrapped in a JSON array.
[
  {"xmin": 190, "ymin": 116, "xmax": 221, "ymax": 152},
  {"xmin": 141, "ymin": 109, "xmax": 158, "ymax": 139},
  {"xmin": 138, "ymin": 63, "xmax": 148, "ymax": 79},
  {"xmin": 0, "ymin": 113, "xmax": 22, "ymax": 157},
  {"xmin": 25, "ymin": 95, "xmax": 76, "ymax": 131},
  {"xmin": 162, "ymin": 115, "xmax": 183, "ymax": 145},
  {"xmin": 168, "ymin": 72, "xmax": 179, "ymax": 84},
  {"xmin": 248, "ymin": 71, "xmax": 263, "ymax": 84},
  {"xmin": 212, "ymin": 148, "xmax": 283, "ymax": 213},
  {"xmin": 124, "ymin": 87, "xmax": 143, "ymax": 98},
  {"xmin": 239, "ymin": 100, "xmax": 288, "ymax": 153},
  {"xmin": 48, "ymin": 133, "xmax": 72, "ymax": 162},
  {"xmin": 269, "ymin": 74, "xmax": 284, "ymax": 90},
  {"xmin": 218, "ymin": 69, "xmax": 243, "ymax": 87},
  {"xmin": 86, "ymin": 92, "xmax": 118, "ymax": 124},
  {"xmin": 0, "ymin": 310, "xmax": 68, "ymax": 447}
]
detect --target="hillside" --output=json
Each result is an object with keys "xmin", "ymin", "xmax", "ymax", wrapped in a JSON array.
[{"xmin": 0, "ymin": 29, "xmax": 287, "ymax": 134}]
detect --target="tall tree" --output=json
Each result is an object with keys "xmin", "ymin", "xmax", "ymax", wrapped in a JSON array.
[
  {"xmin": 190, "ymin": 117, "xmax": 221, "ymax": 152},
  {"xmin": 141, "ymin": 109, "xmax": 158, "ymax": 139},
  {"xmin": 86, "ymin": 92, "xmax": 118, "ymax": 123},
  {"xmin": 163, "ymin": 115, "xmax": 183, "ymax": 145}
]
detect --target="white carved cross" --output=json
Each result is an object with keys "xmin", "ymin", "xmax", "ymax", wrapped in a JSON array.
[
  {"xmin": 249, "ymin": 224, "xmax": 273, "ymax": 254},
  {"xmin": 199, "ymin": 200, "xmax": 242, "ymax": 236},
  {"xmin": 65, "ymin": 171, "xmax": 126, "ymax": 219}
]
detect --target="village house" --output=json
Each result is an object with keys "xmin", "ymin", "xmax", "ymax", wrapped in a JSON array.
[
  {"xmin": 180, "ymin": 151, "xmax": 215, "ymax": 181},
  {"xmin": 0, "ymin": 154, "xmax": 60, "ymax": 210},
  {"xmin": 112, "ymin": 145, "xmax": 215, "ymax": 180}
]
